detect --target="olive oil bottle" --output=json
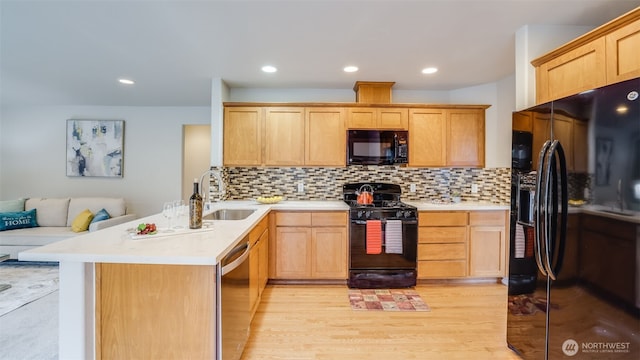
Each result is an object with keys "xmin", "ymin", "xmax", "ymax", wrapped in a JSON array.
[{"xmin": 189, "ymin": 178, "xmax": 203, "ymax": 229}]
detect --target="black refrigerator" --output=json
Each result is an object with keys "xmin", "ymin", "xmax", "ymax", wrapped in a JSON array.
[{"xmin": 507, "ymin": 77, "xmax": 640, "ymax": 359}]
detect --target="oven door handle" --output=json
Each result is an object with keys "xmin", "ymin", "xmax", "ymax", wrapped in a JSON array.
[{"xmin": 352, "ymin": 219, "xmax": 417, "ymax": 225}]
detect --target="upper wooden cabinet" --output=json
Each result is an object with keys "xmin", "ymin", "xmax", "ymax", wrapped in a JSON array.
[
  {"xmin": 533, "ymin": 8, "xmax": 640, "ymax": 103},
  {"xmin": 224, "ymin": 107, "xmax": 263, "ymax": 166},
  {"xmin": 264, "ymin": 107, "xmax": 305, "ymax": 166},
  {"xmin": 305, "ymin": 107, "xmax": 346, "ymax": 166},
  {"xmin": 225, "ymin": 103, "xmax": 488, "ymax": 167},
  {"xmin": 409, "ymin": 107, "xmax": 486, "ymax": 167},
  {"xmin": 347, "ymin": 107, "xmax": 408, "ymax": 129}
]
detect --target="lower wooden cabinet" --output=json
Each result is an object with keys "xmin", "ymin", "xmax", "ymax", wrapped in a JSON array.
[
  {"xmin": 418, "ymin": 210, "xmax": 507, "ymax": 279},
  {"xmin": 249, "ymin": 216, "xmax": 269, "ymax": 318},
  {"xmin": 270, "ymin": 211, "xmax": 347, "ymax": 280}
]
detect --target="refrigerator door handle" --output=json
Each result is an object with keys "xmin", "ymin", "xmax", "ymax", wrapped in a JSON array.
[
  {"xmin": 546, "ymin": 141, "xmax": 568, "ymax": 280},
  {"xmin": 534, "ymin": 140, "xmax": 552, "ymax": 277}
]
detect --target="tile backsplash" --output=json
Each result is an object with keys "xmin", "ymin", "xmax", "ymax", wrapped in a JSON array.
[{"xmin": 207, "ymin": 166, "xmax": 511, "ymax": 204}]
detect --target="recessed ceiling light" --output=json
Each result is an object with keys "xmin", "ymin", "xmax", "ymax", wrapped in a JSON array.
[
  {"xmin": 343, "ymin": 66, "xmax": 359, "ymax": 73},
  {"xmin": 421, "ymin": 67, "xmax": 438, "ymax": 74},
  {"xmin": 118, "ymin": 78, "xmax": 135, "ymax": 85},
  {"xmin": 261, "ymin": 65, "xmax": 277, "ymax": 73}
]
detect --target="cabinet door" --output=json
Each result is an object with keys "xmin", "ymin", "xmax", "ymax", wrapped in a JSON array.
[
  {"xmin": 446, "ymin": 109, "xmax": 485, "ymax": 167},
  {"xmin": 347, "ymin": 108, "xmax": 376, "ymax": 129},
  {"xmin": 378, "ymin": 108, "xmax": 408, "ymax": 129},
  {"xmin": 249, "ymin": 243, "xmax": 260, "ymax": 316},
  {"xmin": 409, "ymin": 108, "xmax": 446, "ymax": 167},
  {"xmin": 512, "ymin": 111, "xmax": 533, "ymax": 132},
  {"xmin": 605, "ymin": 18, "xmax": 640, "ymax": 83},
  {"xmin": 311, "ymin": 227, "xmax": 347, "ymax": 279},
  {"xmin": 536, "ymin": 38, "xmax": 606, "ymax": 103},
  {"xmin": 274, "ymin": 227, "xmax": 311, "ymax": 278},
  {"xmin": 264, "ymin": 107, "xmax": 305, "ymax": 166},
  {"xmin": 553, "ymin": 114, "xmax": 574, "ymax": 171},
  {"xmin": 305, "ymin": 107, "xmax": 346, "ymax": 166},
  {"xmin": 532, "ymin": 112, "xmax": 550, "ymax": 170},
  {"xmin": 224, "ymin": 107, "xmax": 262, "ymax": 166},
  {"xmin": 258, "ymin": 230, "xmax": 269, "ymax": 293},
  {"xmin": 469, "ymin": 226, "xmax": 505, "ymax": 277}
]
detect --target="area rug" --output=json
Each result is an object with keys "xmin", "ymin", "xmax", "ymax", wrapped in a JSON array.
[
  {"xmin": 0, "ymin": 262, "xmax": 59, "ymax": 317},
  {"xmin": 508, "ymin": 294, "xmax": 558, "ymax": 316},
  {"xmin": 348, "ymin": 289, "xmax": 430, "ymax": 312}
]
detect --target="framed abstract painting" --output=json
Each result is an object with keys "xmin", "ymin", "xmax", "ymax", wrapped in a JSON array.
[{"xmin": 66, "ymin": 119, "xmax": 124, "ymax": 177}]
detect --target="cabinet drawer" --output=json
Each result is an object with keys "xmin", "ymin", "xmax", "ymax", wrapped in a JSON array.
[
  {"xmin": 469, "ymin": 211, "xmax": 505, "ymax": 226},
  {"xmin": 419, "ymin": 211, "xmax": 467, "ymax": 226},
  {"xmin": 419, "ymin": 226, "xmax": 466, "ymax": 243},
  {"xmin": 418, "ymin": 260, "xmax": 466, "ymax": 278},
  {"xmin": 275, "ymin": 212, "xmax": 311, "ymax": 226},
  {"xmin": 311, "ymin": 212, "xmax": 347, "ymax": 227},
  {"xmin": 249, "ymin": 216, "xmax": 269, "ymax": 246},
  {"xmin": 418, "ymin": 243, "xmax": 466, "ymax": 260}
]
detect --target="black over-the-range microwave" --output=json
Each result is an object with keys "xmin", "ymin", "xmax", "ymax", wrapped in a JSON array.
[{"xmin": 347, "ymin": 130, "xmax": 408, "ymax": 165}]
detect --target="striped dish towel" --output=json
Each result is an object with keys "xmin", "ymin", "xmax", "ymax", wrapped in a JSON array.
[
  {"xmin": 514, "ymin": 224, "xmax": 525, "ymax": 258},
  {"xmin": 366, "ymin": 220, "xmax": 382, "ymax": 254},
  {"xmin": 385, "ymin": 220, "xmax": 403, "ymax": 254}
]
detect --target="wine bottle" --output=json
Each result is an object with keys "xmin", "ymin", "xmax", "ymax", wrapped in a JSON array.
[{"xmin": 189, "ymin": 178, "xmax": 203, "ymax": 229}]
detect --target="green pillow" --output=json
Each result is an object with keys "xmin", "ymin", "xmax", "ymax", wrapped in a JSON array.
[
  {"xmin": 0, "ymin": 198, "xmax": 25, "ymax": 212},
  {"xmin": 0, "ymin": 209, "xmax": 39, "ymax": 231},
  {"xmin": 90, "ymin": 208, "xmax": 111, "ymax": 224}
]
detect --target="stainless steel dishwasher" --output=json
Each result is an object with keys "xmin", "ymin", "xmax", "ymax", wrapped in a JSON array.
[{"xmin": 216, "ymin": 237, "xmax": 250, "ymax": 360}]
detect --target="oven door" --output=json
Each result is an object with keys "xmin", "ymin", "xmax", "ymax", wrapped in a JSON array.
[{"xmin": 349, "ymin": 219, "xmax": 417, "ymax": 269}]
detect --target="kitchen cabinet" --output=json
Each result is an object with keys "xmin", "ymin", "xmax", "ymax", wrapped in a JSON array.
[
  {"xmin": 224, "ymin": 107, "xmax": 263, "ymax": 166},
  {"xmin": 409, "ymin": 108, "xmax": 486, "ymax": 167},
  {"xmin": 264, "ymin": 107, "xmax": 306, "ymax": 166},
  {"xmin": 418, "ymin": 211, "xmax": 468, "ymax": 278},
  {"xmin": 408, "ymin": 108, "xmax": 446, "ymax": 166},
  {"xmin": 468, "ymin": 211, "xmax": 506, "ymax": 277},
  {"xmin": 270, "ymin": 211, "xmax": 347, "ymax": 280},
  {"xmin": 96, "ymin": 263, "xmax": 216, "ymax": 359},
  {"xmin": 305, "ymin": 107, "xmax": 346, "ymax": 166},
  {"xmin": 579, "ymin": 214, "xmax": 638, "ymax": 307},
  {"xmin": 533, "ymin": 8, "xmax": 640, "ymax": 103},
  {"xmin": 535, "ymin": 38, "xmax": 607, "ymax": 104},
  {"xmin": 418, "ymin": 210, "xmax": 507, "ymax": 279},
  {"xmin": 249, "ymin": 216, "xmax": 269, "ymax": 319},
  {"xmin": 447, "ymin": 109, "xmax": 485, "ymax": 167},
  {"xmin": 605, "ymin": 17, "xmax": 640, "ymax": 83},
  {"xmin": 346, "ymin": 107, "xmax": 408, "ymax": 130}
]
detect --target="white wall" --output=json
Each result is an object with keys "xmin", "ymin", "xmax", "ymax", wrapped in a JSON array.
[{"xmin": 0, "ymin": 105, "xmax": 210, "ymax": 217}]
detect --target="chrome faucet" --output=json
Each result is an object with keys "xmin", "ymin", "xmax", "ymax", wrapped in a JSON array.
[{"xmin": 199, "ymin": 169, "xmax": 225, "ymax": 204}]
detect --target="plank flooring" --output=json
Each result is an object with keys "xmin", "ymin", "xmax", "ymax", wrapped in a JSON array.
[{"xmin": 242, "ymin": 283, "xmax": 521, "ymax": 359}]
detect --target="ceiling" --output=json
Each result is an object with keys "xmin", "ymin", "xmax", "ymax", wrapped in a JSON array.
[{"xmin": 1, "ymin": 0, "xmax": 639, "ymax": 107}]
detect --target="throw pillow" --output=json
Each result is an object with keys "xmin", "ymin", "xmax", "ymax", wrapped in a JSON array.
[
  {"xmin": 71, "ymin": 209, "xmax": 94, "ymax": 232},
  {"xmin": 0, "ymin": 198, "xmax": 26, "ymax": 212},
  {"xmin": 90, "ymin": 208, "xmax": 111, "ymax": 224},
  {"xmin": 0, "ymin": 209, "xmax": 39, "ymax": 231}
]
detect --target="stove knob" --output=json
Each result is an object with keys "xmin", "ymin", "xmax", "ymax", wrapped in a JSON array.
[
  {"xmin": 365, "ymin": 211, "xmax": 371, "ymax": 218},
  {"xmin": 404, "ymin": 211, "xmax": 411, "ymax": 218},
  {"xmin": 358, "ymin": 210, "xmax": 364, "ymax": 218},
  {"xmin": 396, "ymin": 210, "xmax": 403, "ymax": 218}
]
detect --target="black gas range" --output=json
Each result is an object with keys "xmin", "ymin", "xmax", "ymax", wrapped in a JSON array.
[{"xmin": 343, "ymin": 183, "xmax": 418, "ymax": 288}]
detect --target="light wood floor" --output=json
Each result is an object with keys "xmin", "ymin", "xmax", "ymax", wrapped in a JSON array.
[{"xmin": 242, "ymin": 283, "xmax": 521, "ymax": 360}]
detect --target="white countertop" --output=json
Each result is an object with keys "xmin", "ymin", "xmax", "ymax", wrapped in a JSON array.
[
  {"xmin": 571, "ymin": 204, "xmax": 640, "ymax": 224},
  {"xmin": 405, "ymin": 200, "xmax": 509, "ymax": 211},
  {"xmin": 18, "ymin": 200, "xmax": 348, "ymax": 266}
]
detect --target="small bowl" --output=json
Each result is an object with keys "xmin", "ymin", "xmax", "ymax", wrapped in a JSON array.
[{"xmin": 256, "ymin": 196, "xmax": 283, "ymax": 204}]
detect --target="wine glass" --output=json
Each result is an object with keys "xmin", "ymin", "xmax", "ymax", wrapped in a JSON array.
[
  {"xmin": 162, "ymin": 202, "xmax": 175, "ymax": 231},
  {"xmin": 173, "ymin": 200, "xmax": 185, "ymax": 229}
]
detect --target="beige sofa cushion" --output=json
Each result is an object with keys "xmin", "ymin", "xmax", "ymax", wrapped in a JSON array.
[
  {"xmin": 25, "ymin": 198, "xmax": 70, "ymax": 227},
  {"xmin": 66, "ymin": 197, "xmax": 126, "ymax": 226}
]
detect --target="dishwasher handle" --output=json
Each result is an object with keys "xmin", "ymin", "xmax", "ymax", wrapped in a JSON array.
[{"xmin": 220, "ymin": 242, "xmax": 249, "ymax": 276}]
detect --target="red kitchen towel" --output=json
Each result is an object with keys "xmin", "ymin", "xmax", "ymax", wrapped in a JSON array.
[{"xmin": 366, "ymin": 220, "xmax": 382, "ymax": 254}]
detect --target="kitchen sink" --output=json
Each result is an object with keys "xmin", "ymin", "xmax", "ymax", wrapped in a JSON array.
[{"xmin": 204, "ymin": 209, "xmax": 255, "ymax": 221}]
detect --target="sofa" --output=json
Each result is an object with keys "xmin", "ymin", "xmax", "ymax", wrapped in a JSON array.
[{"xmin": 0, "ymin": 197, "xmax": 137, "ymax": 259}]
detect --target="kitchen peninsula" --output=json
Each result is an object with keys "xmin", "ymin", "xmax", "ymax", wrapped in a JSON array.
[
  {"xmin": 19, "ymin": 199, "xmax": 519, "ymax": 359},
  {"xmin": 19, "ymin": 200, "xmax": 348, "ymax": 360}
]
